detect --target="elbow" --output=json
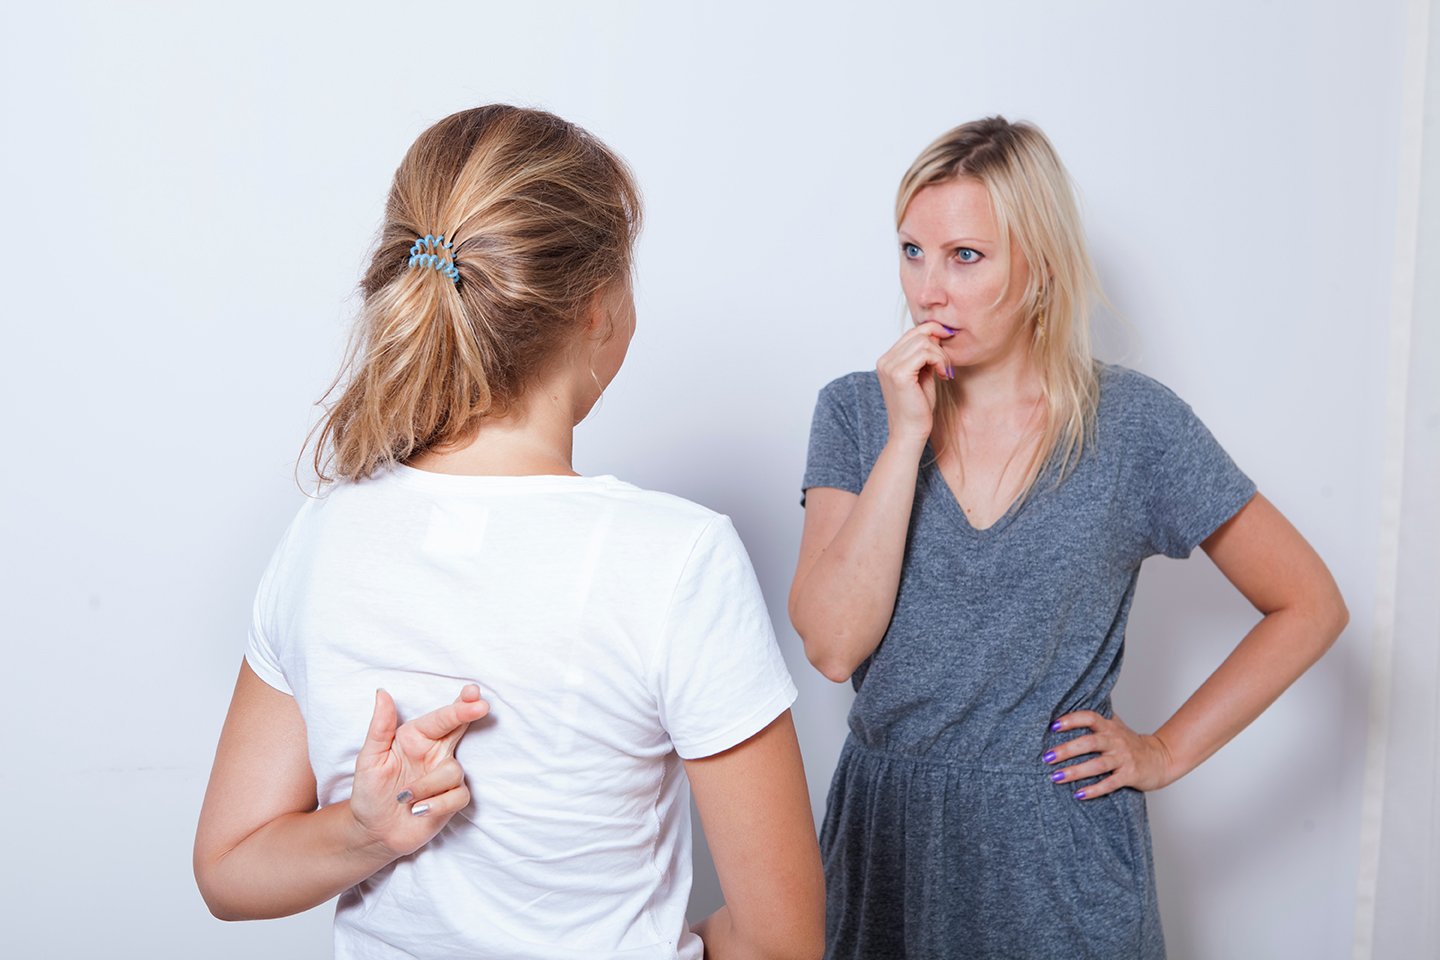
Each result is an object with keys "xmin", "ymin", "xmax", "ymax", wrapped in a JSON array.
[
  {"xmin": 195, "ymin": 876, "xmax": 241, "ymax": 922},
  {"xmin": 1311, "ymin": 573, "xmax": 1349, "ymax": 651},
  {"xmin": 791, "ymin": 603, "xmax": 856, "ymax": 683},
  {"xmin": 204, "ymin": 901, "xmax": 247, "ymax": 923},
  {"xmin": 810, "ymin": 651, "xmax": 856, "ymax": 685},
  {"xmin": 194, "ymin": 851, "xmax": 253, "ymax": 922},
  {"xmin": 1289, "ymin": 583, "xmax": 1348, "ymax": 660},
  {"xmin": 197, "ymin": 886, "xmax": 261, "ymax": 923},
  {"xmin": 797, "ymin": 630, "xmax": 856, "ymax": 684},
  {"xmin": 1321, "ymin": 588, "xmax": 1349, "ymax": 648},
  {"xmin": 194, "ymin": 872, "xmax": 233, "ymax": 922}
]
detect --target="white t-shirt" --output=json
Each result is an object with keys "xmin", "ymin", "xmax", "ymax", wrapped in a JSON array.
[{"xmin": 245, "ymin": 466, "xmax": 798, "ymax": 960}]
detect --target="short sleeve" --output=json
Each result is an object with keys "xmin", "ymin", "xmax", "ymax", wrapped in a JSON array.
[
  {"xmin": 1142, "ymin": 389, "xmax": 1257, "ymax": 559},
  {"xmin": 801, "ymin": 377, "xmax": 864, "ymax": 505},
  {"xmin": 654, "ymin": 516, "xmax": 798, "ymax": 759},
  {"xmin": 244, "ymin": 528, "xmax": 295, "ymax": 695}
]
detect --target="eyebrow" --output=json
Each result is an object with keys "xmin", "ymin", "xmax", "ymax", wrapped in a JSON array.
[{"xmin": 897, "ymin": 230, "xmax": 993, "ymax": 246}]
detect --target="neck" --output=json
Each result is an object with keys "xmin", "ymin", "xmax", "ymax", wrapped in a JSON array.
[{"xmin": 406, "ymin": 370, "xmax": 585, "ymax": 477}]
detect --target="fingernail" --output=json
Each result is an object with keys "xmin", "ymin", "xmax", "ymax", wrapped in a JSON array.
[
  {"xmin": 1050, "ymin": 771, "xmax": 1066, "ymax": 783},
  {"xmin": 942, "ymin": 325, "xmax": 955, "ymax": 334},
  {"xmin": 410, "ymin": 802, "xmax": 431, "ymax": 817},
  {"xmin": 395, "ymin": 790, "xmax": 413, "ymax": 804},
  {"xmin": 1042, "ymin": 751, "xmax": 1057, "ymax": 764},
  {"xmin": 1050, "ymin": 720, "xmax": 1064, "ymax": 732},
  {"xmin": 1073, "ymin": 791, "xmax": 1086, "ymax": 800},
  {"xmin": 945, "ymin": 364, "xmax": 954, "ymax": 379}
]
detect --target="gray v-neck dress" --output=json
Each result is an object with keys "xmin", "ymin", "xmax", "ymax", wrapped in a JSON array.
[{"xmin": 801, "ymin": 363, "xmax": 1255, "ymax": 960}]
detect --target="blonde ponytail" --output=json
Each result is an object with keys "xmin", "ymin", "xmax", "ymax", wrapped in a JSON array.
[{"xmin": 311, "ymin": 105, "xmax": 641, "ymax": 483}]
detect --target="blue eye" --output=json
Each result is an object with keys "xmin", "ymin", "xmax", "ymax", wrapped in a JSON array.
[
  {"xmin": 956, "ymin": 247, "xmax": 982, "ymax": 263},
  {"xmin": 902, "ymin": 242, "xmax": 922, "ymax": 259}
]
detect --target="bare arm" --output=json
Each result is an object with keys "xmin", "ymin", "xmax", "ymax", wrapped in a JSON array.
[
  {"xmin": 686, "ymin": 711, "xmax": 825, "ymax": 960},
  {"xmin": 194, "ymin": 661, "xmax": 488, "ymax": 919},
  {"xmin": 789, "ymin": 448, "xmax": 921, "ymax": 681},
  {"xmin": 789, "ymin": 323, "xmax": 953, "ymax": 682},
  {"xmin": 1045, "ymin": 493, "xmax": 1349, "ymax": 796}
]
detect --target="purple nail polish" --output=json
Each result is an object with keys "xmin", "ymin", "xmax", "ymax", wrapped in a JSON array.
[
  {"xmin": 1050, "ymin": 720, "xmax": 1064, "ymax": 732},
  {"xmin": 1042, "ymin": 751, "xmax": 1057, "ymax": 764},
  {"xmin": 942, "ymin": 325, "xmax": 956, "ymax": 334},
  {"xmin": 1050, "ymin": 771, "xmax": 1066, "ymax": 783},
  {"xmin": 945, "ymin": 365, "xmax": 954, "ymax": 379},
  {"xmin": 396, "ymin": 790, "xmax": 413, "ymax": 804},
  {"xmin": 1073, "ymin": 790, "xmax": 1086, "ymax": 800}
]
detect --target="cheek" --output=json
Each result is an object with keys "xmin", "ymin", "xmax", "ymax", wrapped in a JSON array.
[
  {"xmin": 964, "ymin": 265, "xmax": 1017, "ymax": 310},
  {"xmin": 898, "ymin": 265, "xmax": 922, "ymax": 301}
]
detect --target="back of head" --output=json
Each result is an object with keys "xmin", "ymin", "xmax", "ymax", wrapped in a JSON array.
[
  {"xmin": 898, "ymin": 116, "xmax": 1101, "ymax": 481},
  {"xmin": 313, "ymin": 105, "xmax": 642, "ymax": 482}
]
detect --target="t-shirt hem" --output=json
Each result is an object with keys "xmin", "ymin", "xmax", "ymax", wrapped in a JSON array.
[
  {"xmin": 799, "ymin": 474, "xmax": 862, "ymax": 507},
  {"xmin": 801, "ymin": 473, "xmax": 862, "ymax": 494},
  {"xmin": 671, "ymin": 679, "xmax": 798, "ymax": 760},
  {"xmin": 244, "ymin": 648, "xmax": 293, "ymax": 696},
  {"xmin": 1168, "ymin": 479, "xmax": 1258, "ymax": 558}
]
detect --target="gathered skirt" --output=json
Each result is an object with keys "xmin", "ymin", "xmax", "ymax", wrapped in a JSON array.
[{"xmin": 820, "ymin": 737, "xmax": 1166, "ymax": 960}]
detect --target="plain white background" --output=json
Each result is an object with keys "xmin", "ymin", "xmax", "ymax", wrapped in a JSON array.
[{"xmin": 0, "ymin": 2, "xmax": 1424, "ymax": 957}]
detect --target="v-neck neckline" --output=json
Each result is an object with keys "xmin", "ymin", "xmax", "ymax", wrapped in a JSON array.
[{"xmin": 922, "ymin": 440, "xmax": 1031, "ymax": 537}]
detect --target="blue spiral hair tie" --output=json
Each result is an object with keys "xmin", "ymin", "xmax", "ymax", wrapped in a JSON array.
[{"xmin": 408, "ymin": 234, "xmax": 460, "ymax": 284}]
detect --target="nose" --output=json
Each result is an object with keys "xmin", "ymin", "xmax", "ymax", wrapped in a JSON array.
[{"xmin": 917, "ymin": 265, "xmax": 947, "ymax": 310}]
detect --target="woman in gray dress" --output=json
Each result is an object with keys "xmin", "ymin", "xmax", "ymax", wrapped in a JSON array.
[{"xmin": 788, "ymin": 117, "xmax": 1348, "ymax": 959}]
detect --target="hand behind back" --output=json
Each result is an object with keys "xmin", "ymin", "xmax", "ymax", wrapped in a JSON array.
[{"xmin": 350, "ymin": 684, "xmax": 490, "ymax": 858}]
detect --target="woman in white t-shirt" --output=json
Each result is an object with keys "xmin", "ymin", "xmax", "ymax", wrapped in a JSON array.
[{"xmin": 194, "ymin": 105, "xmax": 824, "ymax": 960}]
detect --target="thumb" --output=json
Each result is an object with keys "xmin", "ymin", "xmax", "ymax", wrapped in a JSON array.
[
  {"xmin": 358, "ymin": 688, "xmax": 398, "ymax": 764},
  {"xmin": 921, "ymin": 365, "xmax": 939, "ymax": 407}
]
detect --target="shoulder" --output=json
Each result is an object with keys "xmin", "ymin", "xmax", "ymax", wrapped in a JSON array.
[
  {"xmin": 1095, "ymin": 363, "xmax": 1198, "ymax": 440},
  {"xmin": 595, "ymin": 482, "xmax": 741, "ymax": 555},
  {"xmin": 817, "ymin": 369, "xmax": 881, "ymax": 402},
  {"xmin": 1094, "ymin": 364, "xmax": 1244, "ymax": 489},
  {"xmin": 1097, "ymin": 363, "xmax": 1188, "ymax": 413},
  {"xmin": 813, "ymin": 369, "xmax": 883, "ymax": 422},
  {"xmin": 603, "ymin": 482, "xmax": 725, "ymax": 528}
]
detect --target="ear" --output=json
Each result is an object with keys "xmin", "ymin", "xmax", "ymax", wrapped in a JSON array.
[
  {"xmin": 586, "ymin": 279, "xmax": 630, "ymax": 341},
  {"xmin": 583, "ymin": 285, "xmax": 612, "ymax": 338}
]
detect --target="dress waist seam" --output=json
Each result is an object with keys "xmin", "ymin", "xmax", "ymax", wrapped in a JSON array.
[{"xmin": 844, "ymin": 738, "xmax": 1045, "ymax": 776}]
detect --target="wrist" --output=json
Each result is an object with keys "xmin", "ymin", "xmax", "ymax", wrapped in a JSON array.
[
  {"xmin": 1148, "ymin": 731, "xmax": 1186, "ymax": 788},
  {"xmin": 341, "ymin": 801, "xmax": 402, "ymax": 867},
  {"xmin": 883, "ymin": 430, "xmax": 930, "ymax": 456}
]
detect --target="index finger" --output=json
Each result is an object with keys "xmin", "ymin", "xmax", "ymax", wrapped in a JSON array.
[
  {"xmin": 409, "ymin": 694, "xmax": 491, "ymax": 742},
  {"xmin": 1051, "ymin": 710, "xmax": 1104, "ymax": 732},
  {"xmin": 912, "ymin": 320, "xmax": 956, "ymax": 339},
  {"xmin": 438, "ymin": 684, "xmax": 486, "ymax": 749}
]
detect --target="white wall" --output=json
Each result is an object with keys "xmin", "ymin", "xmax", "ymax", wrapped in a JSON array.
[{"xmin": 0, "ymin": 2, "xmax": 1415, "ymax": 957}]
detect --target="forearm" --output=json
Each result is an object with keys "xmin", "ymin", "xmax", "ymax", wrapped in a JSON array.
[
  {"xmin": 1153, "ymin": 603, "xmax": 1342, "ymax": 783},
  {"xmin": 791, "ymin": 437, "xmax": 927, "ymax": 681},
  {"xmin": 196, "ymin": 799, "xmax": 397, "ymax": 921}
]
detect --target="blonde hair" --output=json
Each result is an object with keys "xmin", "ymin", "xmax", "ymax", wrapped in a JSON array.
[
  {"xmin": 897, "ymin": 116, "xmax": 1101, "ymax": 498},
  {"xmin": 311, "ymin": 105, "xmax": 642, "ymax": 482}
]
